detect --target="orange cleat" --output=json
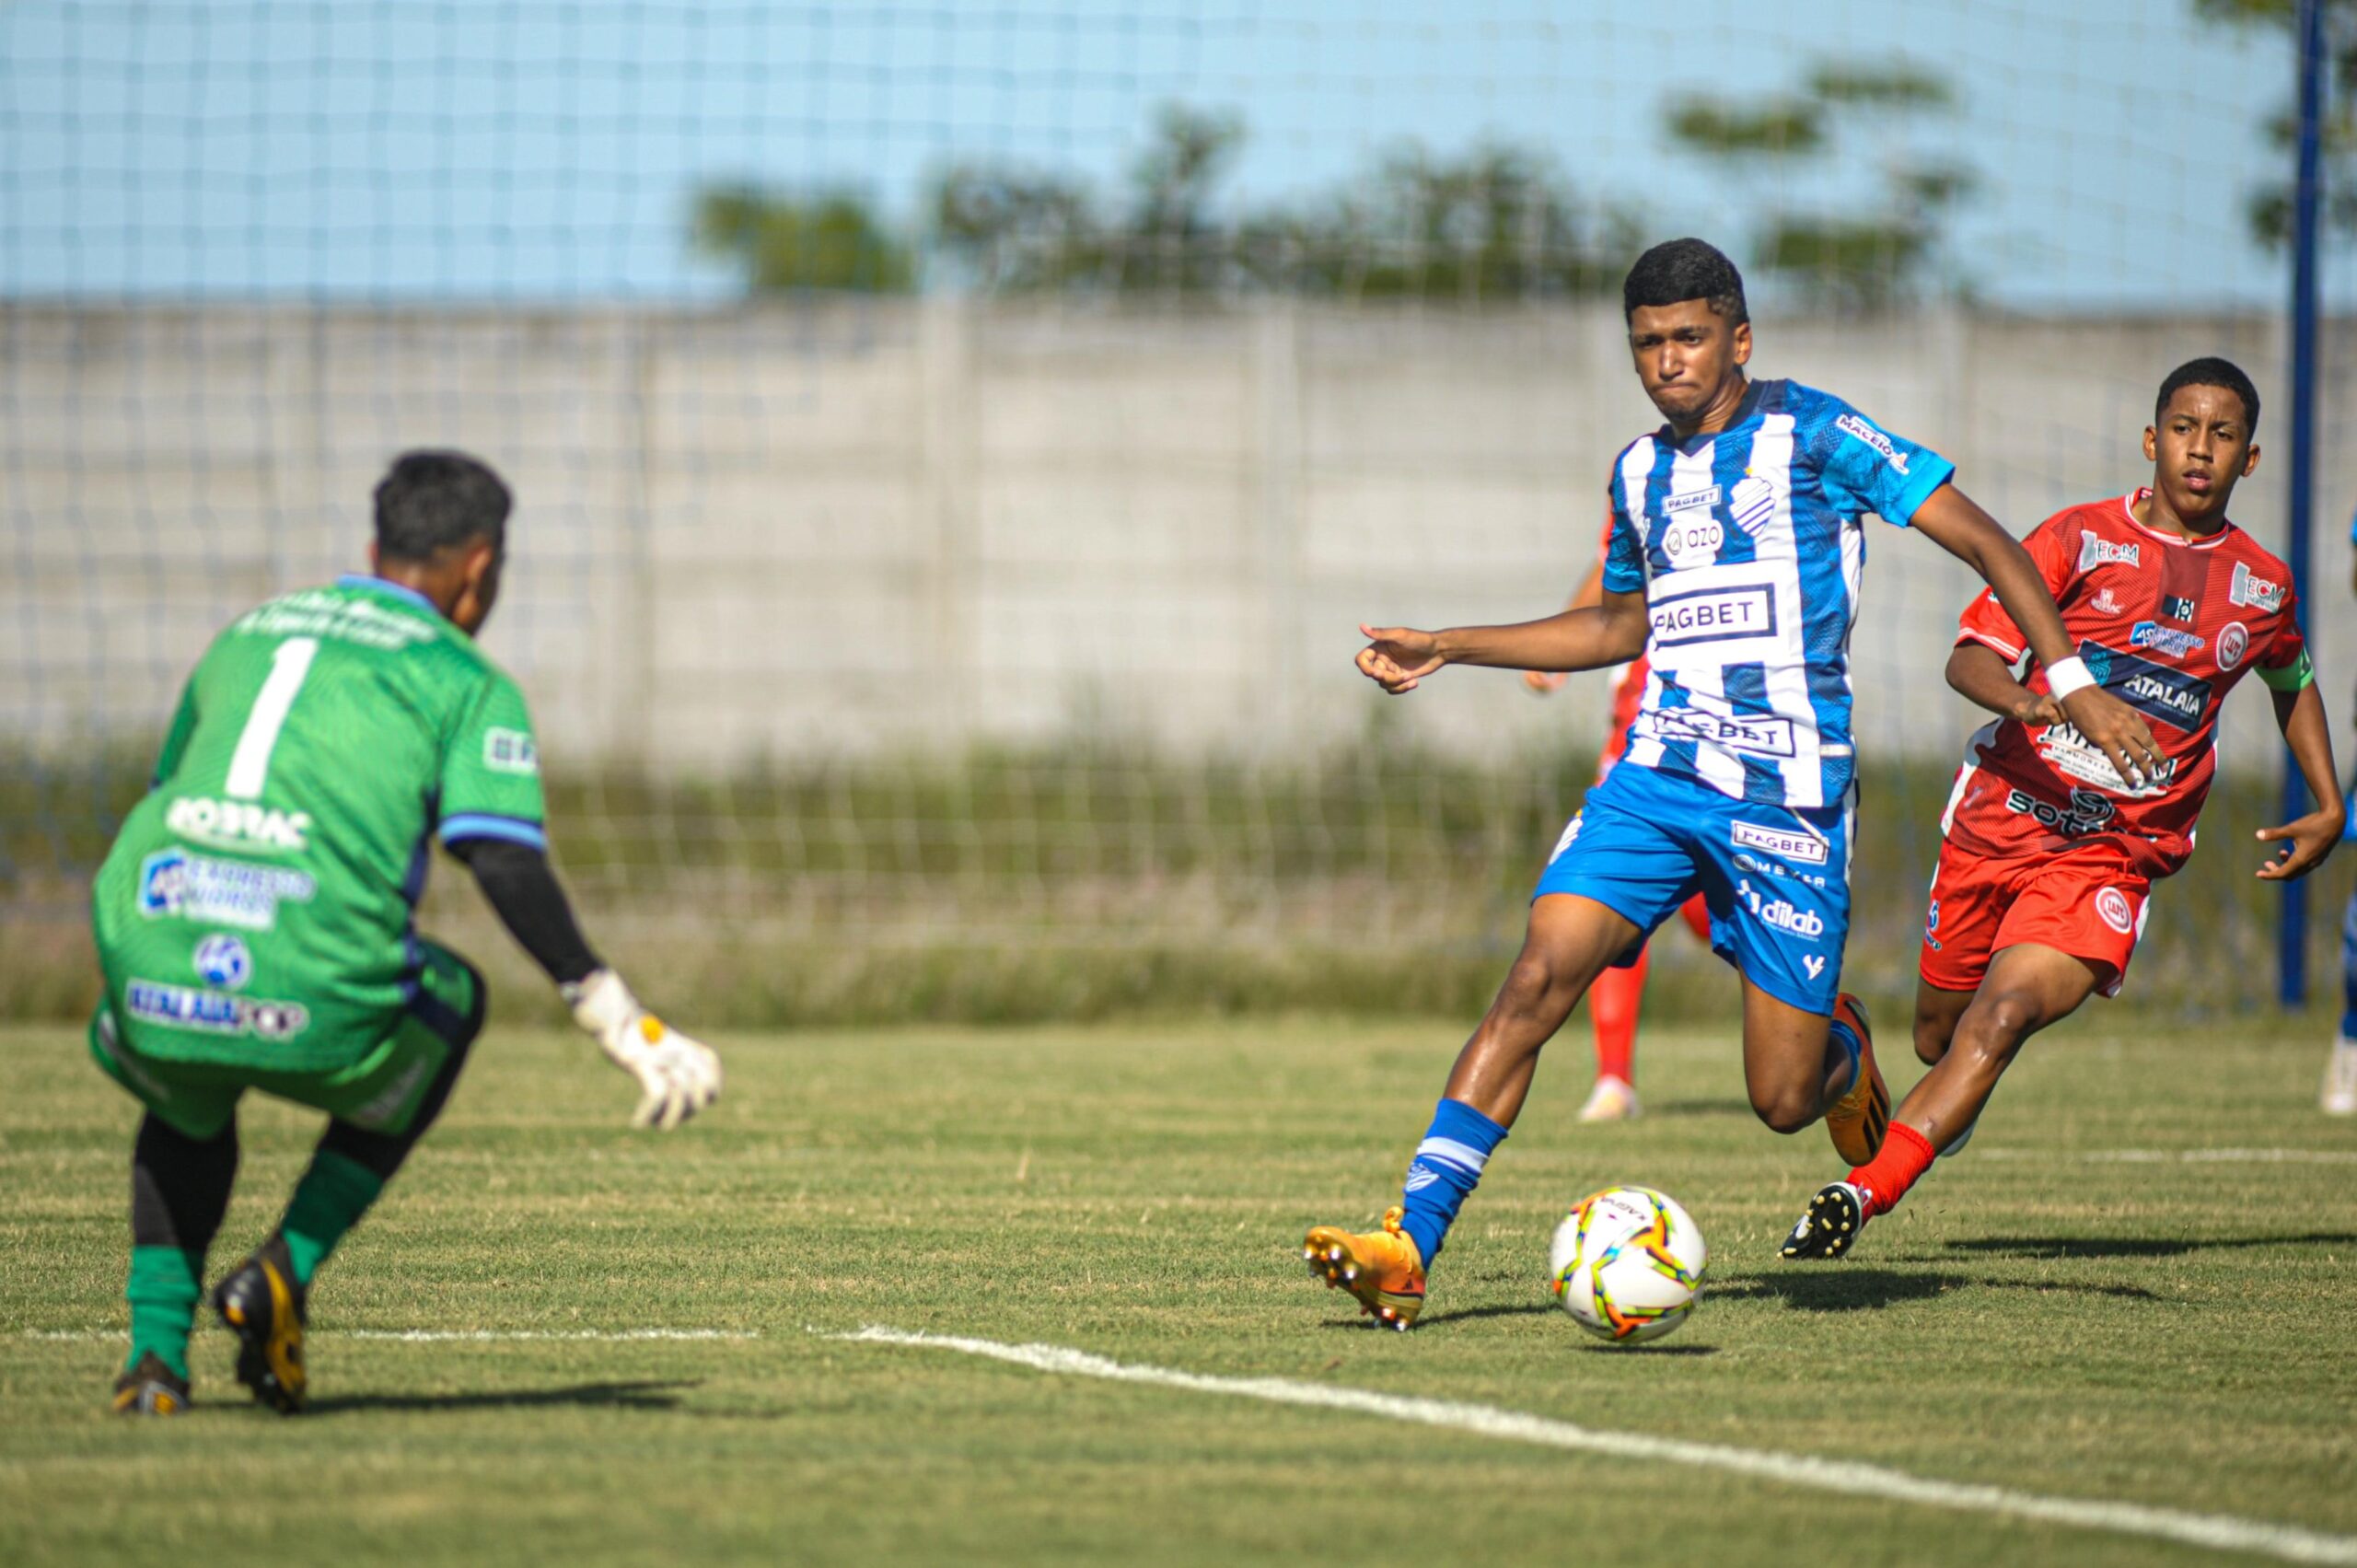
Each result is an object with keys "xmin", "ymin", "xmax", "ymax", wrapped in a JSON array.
[
  {"xmin": 1823, "ymin": 992, "xmax": 1889, "ymax": 1167},
  {"xmin": 1302, "ymin": 1205, "xmax": 1427, "ymax": 1330}
]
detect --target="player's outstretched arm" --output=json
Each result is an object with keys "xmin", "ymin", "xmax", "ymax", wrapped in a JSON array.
[
  {"xmin": 1523, "ymin": 560, "xmax": 1609, "ymax": 695},
  {"xmin": 2257, "ymin": 681, "xmax": 2344, "ymax": 881},
  {"xmin": 1910, "ymin": 483, "xmax": 2165, "ymax": 787},
  {"xmin": 449, "ymin": 837, "xmax": 724, "ymax": 1130},
  {"xmin": 1357, "ymin": 587, "xmax": 1648, "ymax": 695},
  {"xmin": 1945, "ymin": 642, "xmax": 2064, "ymax": 726}
]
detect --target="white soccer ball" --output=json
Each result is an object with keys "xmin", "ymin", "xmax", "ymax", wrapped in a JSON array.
[{"xmin": 1548, "ymin": 1186, "xmax": 1707, "ymax": 1344}]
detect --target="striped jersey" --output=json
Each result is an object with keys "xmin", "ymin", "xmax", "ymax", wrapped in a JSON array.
[{"xmin": 1600, "ymin": 377, "xmax": 1954, "ymax": 807}]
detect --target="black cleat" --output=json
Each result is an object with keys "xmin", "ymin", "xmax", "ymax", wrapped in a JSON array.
[
  {"xmin": 111, "ymin": 1352, "xmax": 191, "ymax": 1416},
  {"xmin": 212, "ymin": 1237, "xmax": 308, "ymax": 1414},
  {"xmin": 1781, "ymin": 1181, "xmax": 1867, "ymax": 1260}
]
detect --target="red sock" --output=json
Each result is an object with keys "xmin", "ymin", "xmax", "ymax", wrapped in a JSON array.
[
  {"xmin": 1589, "ymin": 947, "xmax": 1648, "ymax": 1086},
  {"xmin": 1848, "ymin": 1122, "xmax": 1936, "ymax": 1218}
]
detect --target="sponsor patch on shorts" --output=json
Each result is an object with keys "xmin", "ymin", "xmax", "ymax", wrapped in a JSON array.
[{"xmin": 1730, "ymin": 819, "xmax": 1829, "ymax": 865}]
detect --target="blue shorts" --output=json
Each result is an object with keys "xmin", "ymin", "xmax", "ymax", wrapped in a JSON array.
[{"xmin": 1533, "ymin": 761, "xmax": 1853, "ymax": 1015}]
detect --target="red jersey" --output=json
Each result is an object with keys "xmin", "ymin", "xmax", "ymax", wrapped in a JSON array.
[{"xmin": 1940, "ymin": 491, "xmax": 2307, "ymax": 877}]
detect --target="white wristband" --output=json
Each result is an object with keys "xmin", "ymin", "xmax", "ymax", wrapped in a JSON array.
[{"xmin": 2044, "ymin": 655, "xmax": 2095, "ymax": 699}]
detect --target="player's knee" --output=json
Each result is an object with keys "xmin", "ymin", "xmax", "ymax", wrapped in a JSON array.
[
  {"xmin": 1956, "ymin": 992, "xmax": 2039, "ymax": 1065},
  {"xmin": 1748, "ymin": 1082, "xmax": 1817, "ymax": 1135},
  {"xmin": 1497, "ymin": 947, "xmax": 1580, "ymax": 1022}
]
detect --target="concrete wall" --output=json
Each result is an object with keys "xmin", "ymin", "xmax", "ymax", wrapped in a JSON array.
[{"xmin": 4, "ymin": 300, "xmax": 2346, "ymax": 773}]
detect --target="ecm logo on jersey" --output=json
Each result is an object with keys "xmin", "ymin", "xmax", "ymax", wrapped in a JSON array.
[
  {"xmin": 2078, "ymin": 534, "xmax": 2142, "ymax": 572},
  {"xmin": 2229, "ymin": 563, "xmax": 2285, "ymax": 612},
  {"xmin": 1648, "ymin": 586, "xmax": 1777, "ymax": 647},
  {"xmin": 125, "ymin": 979, "xmax": 308, "ymax": 1040},
  {"xmin": 165, "ymin": 796, "xmax": 311, "ymax": 853}
]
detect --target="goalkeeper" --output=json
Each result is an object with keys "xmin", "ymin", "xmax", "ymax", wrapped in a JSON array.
[{"xmin": 90, "ymin": 450, "xmax": 722, "ymax": 1417}]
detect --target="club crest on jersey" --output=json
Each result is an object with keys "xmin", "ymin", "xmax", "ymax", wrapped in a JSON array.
[
  {"xmin": 165, "ymin": 796, "xmax": 311, "ymax": 853},
  {"xmin": 2217, "ymin": 621, "xmax": 2249, "ymax": 671},
  {"xmin": 1648, "ymin": 586, "xmax": 1776, "ymax": 646},
  {"xmin": 2229, "ymin": 563, "xmax": 2285, "ymax": 612},
  {"xmin": 2078, "ymin": 534, "xmax": 2141, "ymax": 573},
  {"xmin": 2129, "ymin": 621, "xmax": 2206, "ymax": 659},
  {"xmin": 1834, "ymin": 413, "xmax": 1910, "ymax": 475},
  {"xmin": 1728, "ymin": 473, "xmax": 1778, "ymax": 537},
  {"xmin": 192, "ymin": 934, "xmax": 252, "ymax": 992}
]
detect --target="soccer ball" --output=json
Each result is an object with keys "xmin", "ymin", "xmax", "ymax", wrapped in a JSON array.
[{"xmin": 1548, "ymin": 1186, "xmax": 1707, "ymax": 1344}]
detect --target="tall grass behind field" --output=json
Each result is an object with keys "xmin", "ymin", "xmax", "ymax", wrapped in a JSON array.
[{"xmin": 2, "ymin": 738, "xmax": 2336, "ymax": 1026}]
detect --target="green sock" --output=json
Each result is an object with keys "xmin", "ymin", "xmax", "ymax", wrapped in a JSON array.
[
  {"xmin": 125, "ymin": 1246, "xmax": 204, "ymax": 1379},
  {"xmin": 277, "ymin": 1150, "xmax": 387, "ymax": 1286}
]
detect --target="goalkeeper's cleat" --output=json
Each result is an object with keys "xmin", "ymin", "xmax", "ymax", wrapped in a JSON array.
[
  {"xmin": 1576, "ymin": 1074, "xmax": 1640, "ymax": 1123},
  {"xmin": 1781, "ymin": 1181, "xmax": 1868, "ymax": 1260},
  {"xmin": 1302, "ymin": 1205, "xmax": 1426, "ymax": 1330},
  {"xmin": 110, "ymin": 1353, "xmax": 190, "ymax": 1417},
  {"xmin": 2323, "ymin": 1036, "xmax": 2357, "ymax": 1116},
  {"xmin": 212, "ymin": 1237, "xmax": 308, "ymax": 1415},
  {"xmin": 1823, "ymin": 993, "xmax": 1889, "ymax": 1166}
]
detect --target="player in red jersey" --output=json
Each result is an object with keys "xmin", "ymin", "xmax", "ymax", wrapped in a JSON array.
[
  {"xmin": 1524, "ymin": 514, "xmax": 1711, "ymax": 1121},
  {"xmin": 1783, "ymin": 357, "xmax": 2344, "ymax": 1259}
]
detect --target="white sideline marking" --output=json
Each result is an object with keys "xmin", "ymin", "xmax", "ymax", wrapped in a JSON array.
[
  {"xmin": 17, "ymin": 1328, "xmax": 759, "ymax": 1343},
  {"xmin": 1980, "ymin": 1147, "xmax": 2357, "ymax": 1166},
  {"xmin": 841, "ymin": 1325, "xmax": 2357, "ymax": 1566}
]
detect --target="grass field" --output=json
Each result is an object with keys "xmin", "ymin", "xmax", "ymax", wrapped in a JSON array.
[{"xmin": 4, "ymin": 1010, "xmax": 2354, "ymax": 1567}]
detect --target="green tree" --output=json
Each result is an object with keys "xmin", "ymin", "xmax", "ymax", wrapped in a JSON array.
[
  {"xmin": 691, "ymin": 186, "xmax": 916, "ymax": 294},
  {"xmin": 1665, "ymin": 55, "xmax": 1974, "ymax": 308},
  {"xmin": 2192, "ymin": 0, "xmax": 2357, "ymax": 248},
  {"xmin": 1252, "ymin": 145, "xmax": 1636, "ymax": 302},
  {"xmin": 932, "ymin": 104, "xmax": 1631, "ymax": 303}
]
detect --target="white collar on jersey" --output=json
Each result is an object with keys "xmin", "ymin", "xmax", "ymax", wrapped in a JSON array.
[{"xmin": 2117, "ymin": 489, "xmax": 2235, "ymax": 550}]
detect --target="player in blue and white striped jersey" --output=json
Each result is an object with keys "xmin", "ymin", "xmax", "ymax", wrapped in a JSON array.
[{"xmin": 1302, "ymin": 239, "xmax": 2162, "ymax": 1328}]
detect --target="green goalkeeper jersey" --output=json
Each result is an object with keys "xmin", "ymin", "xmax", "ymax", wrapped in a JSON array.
[{"xmin": 91, "ymin": 575, "xmax": 547, "ymax": 1071}]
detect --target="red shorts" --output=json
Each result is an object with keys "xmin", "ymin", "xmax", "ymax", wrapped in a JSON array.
[
  {"xmin": 1594, "ymin": 662, "xmax": 1649, "ymax": 784},
  {"xmin": 1919, "ymin": 838, "xmax": 2152, "ymax": 999}
]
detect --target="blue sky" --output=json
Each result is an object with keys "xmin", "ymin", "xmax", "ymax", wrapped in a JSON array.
[{"xmin": 0, "ymin": 0, "xmax": 2328, "ymax": 308}]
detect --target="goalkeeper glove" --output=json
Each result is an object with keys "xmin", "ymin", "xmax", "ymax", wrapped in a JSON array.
[{"xmin": 563, "ymin": 969, "xmax": 723, "ymax": 1131}]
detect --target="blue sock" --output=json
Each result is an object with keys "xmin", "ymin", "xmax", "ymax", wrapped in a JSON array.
[
  {"xmin": 2339, "ymin": 889, "xmax": 2357, "ymax": 1040},
  {"xmin": 1827, "ymin": 1015, "xmax": 1863, "ymax": 1101},
  {"xmin": 1396, "ymin": 1098, "xmax": 1508, "ymax": 1270}
]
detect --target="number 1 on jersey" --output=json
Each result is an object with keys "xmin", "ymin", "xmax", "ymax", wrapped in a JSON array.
[{"xmin": 226, "ymin": 637, "xmax": 319, "ymax": 800}]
